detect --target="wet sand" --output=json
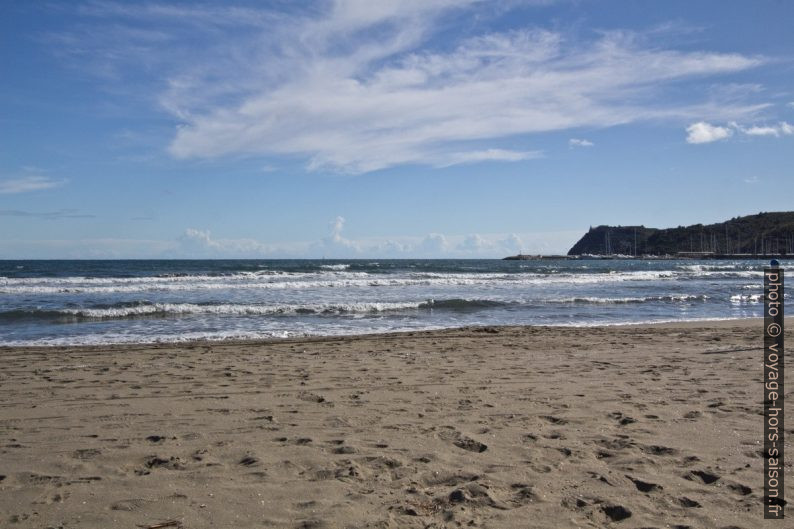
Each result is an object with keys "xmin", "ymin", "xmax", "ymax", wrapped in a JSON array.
[{"xmin": 0, "ymin": 320, "xmax": 790, "ymax": 528}]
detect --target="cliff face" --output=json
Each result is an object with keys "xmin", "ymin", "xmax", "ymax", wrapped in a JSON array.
[{"xmin": 567, "ymin": 212, "xmax": 794, "ymax": 256}]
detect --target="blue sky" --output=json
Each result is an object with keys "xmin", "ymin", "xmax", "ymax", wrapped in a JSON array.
[{"xmin": 1, "ymin": 0, "xmax": 793, "ymax": 258}]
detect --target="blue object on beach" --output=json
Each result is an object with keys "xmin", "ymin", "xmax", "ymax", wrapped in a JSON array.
[{"xmin": 770, "ymin": 259, "xmax": 780, "ymax": 267}]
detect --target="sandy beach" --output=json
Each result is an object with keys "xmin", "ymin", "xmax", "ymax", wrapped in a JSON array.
[{"xmin": 0, "ymin": 320, "xmax": 790, "ymax": 528}]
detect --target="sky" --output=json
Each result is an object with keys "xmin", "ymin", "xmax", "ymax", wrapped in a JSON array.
[{"xmin": 1, "ymin": 0, "xmax": 793, "ymax": 258}]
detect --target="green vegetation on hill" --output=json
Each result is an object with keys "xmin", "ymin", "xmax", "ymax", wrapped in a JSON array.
[{"xmin": 567, "ymin": 212, "xmax": 794, "ymax": 256}]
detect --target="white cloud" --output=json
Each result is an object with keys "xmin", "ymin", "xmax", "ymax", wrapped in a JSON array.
[
  {"xmin": 743, "ymin": 125, "xmax": 778, "ymax": 136},
  {"xmin": 180, "ymin": 228, "xmax": 216, "ymax": 248},
  {"xmin": 298, "ymin": 219, "xmax": 575, "ymax": 257},
  {"xmin": 569, "ymin": 138, "xmax": 594, "ymax": 148},
  {"xmin": 740, "ymin": 121, "xmax": 794, "ymax": 137},
  {"xmin": 417, "ymin": 233, "xmax": 448, "ymax": 255},
  {"xmin": 178, "ymin": 228, "xmax": 272, "ymax": 257},
  {"xmin": 60, "ymin": 2, "xmax": 766, "ymax": 173},
  {"xmin": 500, "ymin": 233, "xmax": 523, "ymax": 253},
  {"xmin": 686, "ymin": 120, "xmax": 794, "ymax": 143},
  {"xmin": 1, "ymin": 224, "xmax": 581, "ymax": 258},
  {"xmin": 309, "ymin": 216, "xmax": 361, "ymax": 257},
  {"xmin": 374, "ymin": 239, "xmax": 410, "ymax": 255},
  {"xmin": 330, "ymin": 216, "xmax": 345, "ymax": 239},
  {"xmin": 685, "ymin": 121, "xmax": 733, "ymax": 144},
  {"xmin": 458, "ymin": 234, "xmax": 489, "ymax": 253},
  {"xmin": 0, "ymin": 175, "xmax": 64, "ymax": 194},
  {"xmin": 182, "ymin": 221, "xmax": 527, "ymax": 258}
]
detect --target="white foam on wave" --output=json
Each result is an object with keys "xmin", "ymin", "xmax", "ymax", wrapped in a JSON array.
[
  {"xmin": 675, "ymin": 265, "xmax": 762, "ymax": 278},
  {"xmin": 0, "ymin": 269, "xmax": 360, "ymax": 286},
  {"xmin": 677, "ymin": 263, "xmax": 755, "ymax": 271},
  {"xmin": 0, "ymin": 270, "xmax": 684, "ymax": 295},
  {"xmin": 59, "ymin": 301, "xmax": 426, "ymax": 319},
  {"xmin": 4, "ymin": 294, "xmax": 715, "ymax": 322},
  {"xmin": 546, "ymin": 316, "xmax": 749, "ymax": 328},
  {"xmin": 0, "ymin": 322, "xmax": 452, "ymax": 347},
  {"xmin": 319, "ymin": 264, "xmax": 351, "ymax": 270},
  {"xmin": 545, "ymin": 294, "xmax": 708, "ymax": 304},
  {"xmin": 2, "ymin": 315, "xmax": 756, "ymax": 346},
  {"xmin": 0, "ymin": 329, "xmax": 303, "ymax": 347},
  {"xmin": 730, "ymin": 294, "xmax": 762, "ymax": 303}
]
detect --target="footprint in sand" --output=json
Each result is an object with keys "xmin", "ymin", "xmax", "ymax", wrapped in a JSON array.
[
  {"xmin": 528, "ymin": 462, "xmax": 553, "ymax": 473},
  {"xmin": 420, "ymin": 470, "xmax": 479, "ymax": 487},
  {"xmin": 508, "ymin": 483, "xmax": 538, "ymax": 506},
  {"xmin": 590, "ymin": 436, "xmax": 635, "ymax": 455},
  {"xmin": 677, "ymin": 496, "xmax": 702, "ymax": 508},
  {"xmin": 110, "ymin": 498, "xmax": 152, "ymax": 511},
  {"xmin": 685, "ymin": 469, "xmax": 720, "ymax": 484},
  {"xmin": 135, "ymin": 455, "xmax": 185, "ymax": 475},
  {"xmin": 295, "ymin": 519, "xmax": 326, "ymax": 529},
  {"xmin": 72, "ymin": 448, "xmax": 101, "ymax": 460},
  {"xmin": 639, "ymin": 444, "xmax": 679, "ymax": 456},
  {"xmin": 601, "ymin": 503, "xmax": 632, "ymax": 522},
  {"xmin": 626, "ymin": 475, "xmax": 662, "ymax": 493},
  {"xmin": 540, "ymin": 415, "xmax": 568, "ymax": 425},
  {"xmin": 607, "ymin": 411, "xmax": 637, "ymax": 425},
  {"xmin": 727, "ymin": 483, "xmax": 752, "ymax": 496},
  {"xmin": 297, "ymin": 391, "xmax": 327, "ymax": 404},
  {"xmin": 437, "ymin": 427, "xmax": 487, "ymax": 453},
  {"xmin": 238, "ymin": 455, "xmax": 260, "ymax": 466},
  {"xmin": 544, "ymin": 431, "xmax": 566, "ymax": 440},
  {"xmin": 442, "ymin": 482, "xmax": 510, "ymax": 511}
]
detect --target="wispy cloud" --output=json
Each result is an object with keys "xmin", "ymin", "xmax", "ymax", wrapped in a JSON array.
[
  {"xmin": 569, "ymin": 138, "xmax": 594, "ymax": 148},
  {"xmin": 435, "ymin": 149, "xmax": 542, "ymax": 167},
  {"xmin": 55, "ymin": 2, "xmax": 767, "ymax": 173},
  {"xmin": 0, "ymin": 209, "xmax": 95, "ymax": 219},
  {"xmin": 168, "ymin": 26, "xmax": 763, "ymax": 173},
  {"xmin": 0, "ymin": 175, "xmax": 65, "ymax": 194}
]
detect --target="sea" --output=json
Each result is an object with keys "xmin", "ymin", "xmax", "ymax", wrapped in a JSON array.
[{"xmin": 0, "ymin": 259, "xmax": 788, "ymax": 346}]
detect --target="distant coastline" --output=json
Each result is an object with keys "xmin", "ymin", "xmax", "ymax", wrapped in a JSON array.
[
  {"xmin": 502, "ymin": 253, "xmax": 792, "ymax": 261},
  {"xmin": 558, "ymin": 211, "xmax": 794, "ymax": 258}
]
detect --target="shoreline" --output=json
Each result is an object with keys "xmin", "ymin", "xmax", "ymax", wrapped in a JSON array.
[
  {"xmin": 1, "ymin": 320, "xmax": 790, "ymax": 528},
  {"xmin": 0, "ymin": 316, "xmax": 777, "ymax": 351}
]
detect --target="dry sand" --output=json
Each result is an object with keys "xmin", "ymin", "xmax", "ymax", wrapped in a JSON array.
[{"xmin": 0, "ymin": 320, "xmax": 790, "ymax": 528}]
